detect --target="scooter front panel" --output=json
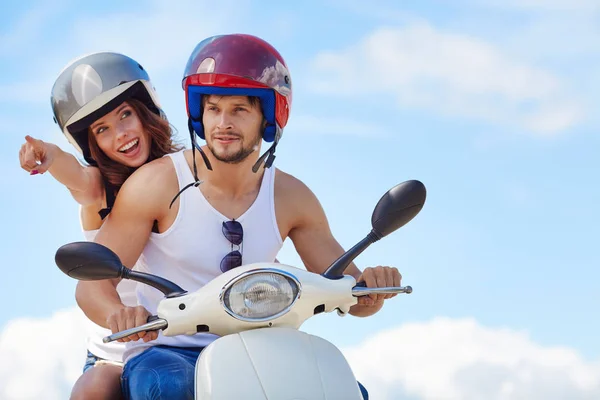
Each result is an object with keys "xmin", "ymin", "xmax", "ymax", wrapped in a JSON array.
[{"xmin": 195, "ymin": 327, "xmax": 364, "ymax": 399}]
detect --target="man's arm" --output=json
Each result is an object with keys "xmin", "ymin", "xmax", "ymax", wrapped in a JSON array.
[
  {"xmin": 282, "ymin": 174, "xmax": 401, "ymax": 317},
  {"xmin": 75, "ymin": 158, "xmax": 175, "ymax": 341}
]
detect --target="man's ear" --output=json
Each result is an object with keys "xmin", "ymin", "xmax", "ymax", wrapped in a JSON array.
[{"xmin": 260, "ymin": 118, "xmax": 269, "ymax": 137}]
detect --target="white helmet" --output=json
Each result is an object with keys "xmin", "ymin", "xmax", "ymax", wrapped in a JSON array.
[{"xmin": 51, "ymin": 52, "xmax": 162, "ymax": 164}]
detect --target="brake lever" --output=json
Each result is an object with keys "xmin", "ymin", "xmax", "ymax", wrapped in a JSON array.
[
  {"xmin": 102, "ymin": 315, "xmax": 168, "ymax": 343},
  {"xmin": 353, "ymin": 280, "xmax": 413, "ymax": 295}
]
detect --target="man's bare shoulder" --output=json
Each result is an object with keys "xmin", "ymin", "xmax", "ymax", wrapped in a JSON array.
[
  {"xmin": 274, "ymin": 168, "xmax": 314, "ymax": 201},
  {"xmin": 274, "ymin": 168, "xmax": 326, "ymax": 224},
  {"xmin": 124, "ymin": 156, "xmax": 176, "ymax": 188},
  {"xmin": 115, "ymin": 154, "xmax": 178, "ymax": 212}
]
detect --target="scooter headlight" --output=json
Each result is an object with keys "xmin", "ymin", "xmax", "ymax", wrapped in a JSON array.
[{"xmin": 221, "ymin": 269, "xmax": 301, "ymax": 322}]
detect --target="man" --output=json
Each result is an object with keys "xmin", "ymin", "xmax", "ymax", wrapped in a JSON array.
[{"xmin": 76, "ymin": 34, "xmax": 401, "ymax": 399}]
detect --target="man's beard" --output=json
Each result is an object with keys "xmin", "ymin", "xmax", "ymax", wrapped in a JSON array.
[{"xmin": 207, "ymin": 134, "xmax": 261, "ymax": 164}]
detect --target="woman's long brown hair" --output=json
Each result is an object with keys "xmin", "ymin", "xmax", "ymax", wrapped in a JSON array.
[{"xmin": 87, "ymin": 98, "xmax": 183, "ymax": 193}]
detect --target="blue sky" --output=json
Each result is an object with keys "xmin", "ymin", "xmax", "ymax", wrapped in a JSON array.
[{"xmin": 1, "ymin": 0, "xmax": 599, "ymax": 398}]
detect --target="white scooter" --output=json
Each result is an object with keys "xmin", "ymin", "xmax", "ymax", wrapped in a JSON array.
[{"xmin": 55, "ymin": 179, "xmax": 426, "ymax": 399}]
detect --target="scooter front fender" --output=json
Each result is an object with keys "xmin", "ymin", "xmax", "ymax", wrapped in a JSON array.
[{"xmin": 195, "ymin": 327, "xmax": 363, "ymax": 400}]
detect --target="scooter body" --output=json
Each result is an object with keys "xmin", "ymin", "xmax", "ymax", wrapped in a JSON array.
[
  {"xmin": 153, "ymin": 262, "xmax": 364, "ymax": 399},
  {"xmin": 54, "ymin": 179, "xmax": 426, "ymax": 400},
  {"xmin": 195, "ymin": 327, "xmax": 364, "ymax": 400}
]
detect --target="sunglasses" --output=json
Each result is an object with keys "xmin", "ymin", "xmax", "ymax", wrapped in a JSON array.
[{"xmin": 220, "ymin": 220, "xmax": 243, "ymax": 273}]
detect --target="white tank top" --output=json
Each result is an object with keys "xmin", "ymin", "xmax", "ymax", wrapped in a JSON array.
[
  {"xmin": 80, "ymin": 221, "xmax": 140, "ymax": 362},
  {"xmin": 123, "ymin": 150, "xmax": 283, "ymax": 362}
]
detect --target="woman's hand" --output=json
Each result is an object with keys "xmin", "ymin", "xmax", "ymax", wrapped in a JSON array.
[{"xmin": 19, "ymin": 135, "xmax": 57, "ymax": 175}]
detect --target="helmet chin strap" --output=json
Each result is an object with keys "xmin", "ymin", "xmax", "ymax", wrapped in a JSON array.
[
  {"xmin": 169, "ymin": 119, "xmax": 212, "ymax": 209},
  {"xmin": 188, "ymin": 118, "xmax": 213, "ymax": 173},
  {"xmin": 252, "ymin": 124, "xmax": 280, "ymax": 173}
]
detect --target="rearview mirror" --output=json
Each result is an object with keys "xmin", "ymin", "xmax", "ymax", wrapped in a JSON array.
[
  {"xmin": 55, "ymin": 241, "xmax": 124, "ymax": 280},
  {"xmin": 322, "ymin": 179, "xmax": 427, "ymax": 279},
  {"xmin": 371, "ymin": 180, "xmax": 426, "ymax": 238}
]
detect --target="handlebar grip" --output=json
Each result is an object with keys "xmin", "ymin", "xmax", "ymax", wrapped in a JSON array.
[
  {"xmin": 102, "ymin": 317, "xmax": 168, "ymax": 343},
  {"xmin": 352, "ymin": 283, "xmax": 413, "ymax": 296}
]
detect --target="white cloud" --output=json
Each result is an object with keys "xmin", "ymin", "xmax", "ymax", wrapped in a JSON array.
[
  {"xmin": 0, "ymin": 80, "xmax": 57, "ymax": 104},
  {"xmin": 288, "ymin": 115, "xmax": 389, "ymax": 137},
  {"xmin": 0, "ymin": 308, "xmax": 88, "ymax": 400},
  {"xmin": 0, "ymin": 0, "xmax": 248, "ymax": 105},
  {"xmin": 2, "ymin": 310, "xmax": 599, "ymax": 399},
  {"xmin": 327, "ymin": 0, "xmax": 420, "ymax": 25},
  {"xmin": 0, "ymin": 0, "xmax": 71, "ymax": 57},
  {"xmin": 309, "ymin": 23, "xmax": 584, "ymax": 134},
  {"xmin": 343, "ymin": 317, "xmax": 600, "ymax": 400},
  {"xmin": 476, "ymin": 0, "xmax": 600, "ymax": 12},
  {"xmin": 66, "ymin": 0, "xmax": 247, "ymax": 75},
  {"xmin": 502, "ymin": 182, "xmax": 534, "ymax": 207},
  {"xmin": 469, "ymin": 0, "xmax": 600, "ymax": 62}
]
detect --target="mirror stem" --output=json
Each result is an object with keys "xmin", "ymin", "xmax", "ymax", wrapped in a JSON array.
[
  {"xmin": 322, "ymin": 230, "xmax": 381, "ymax": 279},
  {"xmin": 123, "ymin": 269, "xmax": 187, "ymax": 298}
]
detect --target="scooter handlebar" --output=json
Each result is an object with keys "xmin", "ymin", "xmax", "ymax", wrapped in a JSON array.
[
  {"xmin": 103, "ymin": 282, "xmax": 413, "ymax": 343},
  {"xmin": 352, "ymin": 281, "xmax": 413, "ymax": 296},
  {"xmin": 102, "ymin": 316, "xmax": 168, "ymax": 343}
]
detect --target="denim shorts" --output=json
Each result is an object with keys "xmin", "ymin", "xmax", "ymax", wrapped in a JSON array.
[{"xmin": 83, "ymin": 350, "xmax": 124, "ymax": 373}]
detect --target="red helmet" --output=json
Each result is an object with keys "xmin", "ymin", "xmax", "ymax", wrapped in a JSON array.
[{"xmin": 182, "ymin": 34, "xmax": 292, "ymax": 143}]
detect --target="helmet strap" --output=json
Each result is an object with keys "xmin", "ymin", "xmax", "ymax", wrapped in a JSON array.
[
  {"xmin": 188, "ymin": 118, "xmax": 213, "ymax": 173},
  {"xmin": 252, "ymin": 126, "xmax": 280, "ymax": 173},
  {"xmin": 98, "ymin": 176, "xmax": 117, "ymax": 220},
  {"xmin": 168, "ymin": 118, "xmax": 212, "ymax": 209}
]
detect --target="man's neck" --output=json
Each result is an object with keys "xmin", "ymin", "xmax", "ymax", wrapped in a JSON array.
[{"xmin": 196, "ymin": 146, "xmax": 265, "ymax": 197}]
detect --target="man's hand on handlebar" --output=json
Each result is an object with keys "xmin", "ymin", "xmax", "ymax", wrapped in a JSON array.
[
  {"xmin": 106, "ymin": 305, "xmax": 159, "ymax": 343},
  {"xmin": 356, "ymin": 266, "xmax": 402, "ymax": 307}
]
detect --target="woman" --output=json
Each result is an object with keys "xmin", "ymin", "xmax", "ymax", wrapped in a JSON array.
[{"xmin": 19, "ymin": 52, "xmax": 182, "ymax": 399}]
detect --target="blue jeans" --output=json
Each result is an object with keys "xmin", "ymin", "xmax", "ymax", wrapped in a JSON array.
[
  {"xmin": 82, "ymin": 349, "xmax": 124, "ymax": 373},
  {"xmin": 83, "ymin": 350, "xmax": 101, "ymax": 373},
  {"xmin": 121, "ymin": 346, "xmax": 198, "ymax": 400},
  {"xmin": 121, "ymin": 345, "xmax": 369, "ymax": 399}
]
